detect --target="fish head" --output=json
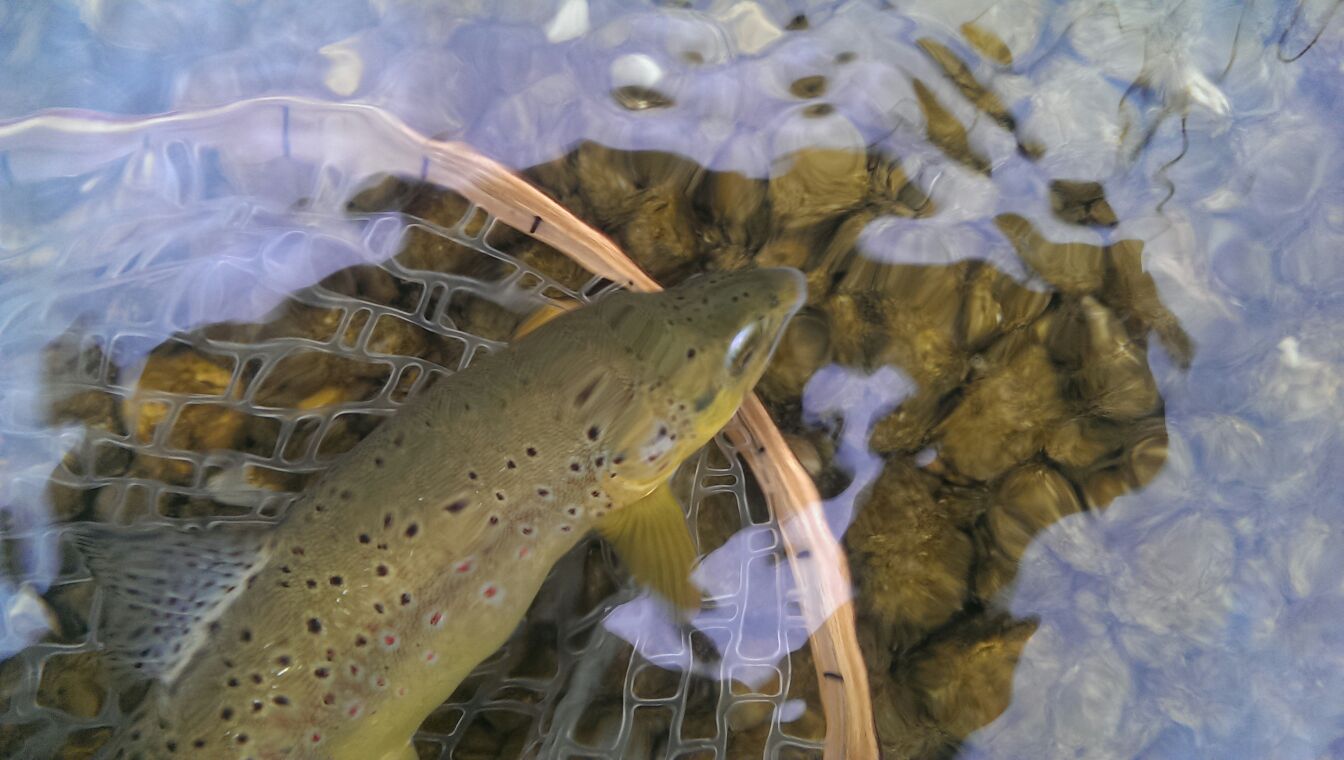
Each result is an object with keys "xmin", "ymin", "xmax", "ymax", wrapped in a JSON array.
[{"xmin": 591, "ymin": 267, "xmax": 805, "ymax": 496}]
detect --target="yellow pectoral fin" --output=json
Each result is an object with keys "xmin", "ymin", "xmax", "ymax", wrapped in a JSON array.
[
  {"xmin": 597, "ymin": 483, "xmax": 702, "ymax": 614},
  {"xmin": 374, "ymin": 742, "xmax": 418, "ymax": 760},
  {"xmin": 513, "ymin": 300, "xmax": 579, "ymax": 340}
]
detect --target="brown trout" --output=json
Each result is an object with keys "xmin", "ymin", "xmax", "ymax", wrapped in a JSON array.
[{"xmin": 83, "ymin": 267, "xmax": 804, "ymax": 760}]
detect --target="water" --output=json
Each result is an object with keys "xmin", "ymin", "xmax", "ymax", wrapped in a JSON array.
[{"xmin": 1, "ymin": 1, "xmax": 1342, "ymax": 758}]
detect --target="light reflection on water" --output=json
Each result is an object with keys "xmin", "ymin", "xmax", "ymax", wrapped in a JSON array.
[{"xmin": 1, "ymin": 1, "xmax": 1342, "ymax": 758}]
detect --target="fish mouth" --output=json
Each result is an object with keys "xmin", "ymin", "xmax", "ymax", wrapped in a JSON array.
[
  {"xmin": 753, "ymin": 267, "xmax": 807, "ymax": 363},
  {"xmin": 756, "ymin": 266, "xmax": 807, "ymax": 317}
]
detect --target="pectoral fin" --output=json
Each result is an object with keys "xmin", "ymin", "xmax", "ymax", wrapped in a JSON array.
[
  {"xmin": 513, "ymin": 301, "xmax": 578, "ymax": 340},
  {"xmin": 597, "ymin": 483, "xmax": 702, "ymax": 613},
  {"xmin": 376, "ymin": 741, "xmax": 419, "ymax": 760}
]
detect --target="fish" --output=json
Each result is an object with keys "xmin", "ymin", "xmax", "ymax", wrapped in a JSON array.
[{"xmin": 82, "ymin": 266, "xmax": 805, "ymax": 760}]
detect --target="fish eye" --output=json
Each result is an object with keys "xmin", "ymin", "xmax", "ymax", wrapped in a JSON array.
[{"xmin": 725, "ymin": 323, "xmax": 762, "ymax": 375}]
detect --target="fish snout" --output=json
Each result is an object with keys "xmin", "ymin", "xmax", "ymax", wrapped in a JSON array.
[{"xmin": 756, "ymin": 266, "xmax": 807, "ymax": 317}]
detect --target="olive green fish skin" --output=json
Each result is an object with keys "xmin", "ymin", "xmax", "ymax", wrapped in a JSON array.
[{"xmin": 104, "ymin": 267, "xmax": 804, "ymax": 760}]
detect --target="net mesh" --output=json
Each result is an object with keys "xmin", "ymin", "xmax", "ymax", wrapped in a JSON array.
[{"xmin": 0, "ymin": 187, "xmax": 821, "ymax": 758}]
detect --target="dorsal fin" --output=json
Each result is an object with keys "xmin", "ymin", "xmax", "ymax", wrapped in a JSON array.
[{"xmin": 72, "ymin": 522, "xmax": 272, "ymax": 683}]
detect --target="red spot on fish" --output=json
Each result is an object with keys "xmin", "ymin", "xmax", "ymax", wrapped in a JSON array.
[
  {"xmin": 455, "ymin": 560, "xmax": 472, "ymax": 573},
  {"xmin": 397, "ymin": 686, "xmax": 408, "ymax": 698},
  {"xmin": 483, "ymin": 585, "xmax": 498, "ymax": 599},
  {"xmin": 347, "ymin": 702, "xmax": 362, "ymax": 719},
  {"xmin": 424, "ymin": 650, "xmax": 437, "ymax": 664},
  {"xmin": 384, "ymin": 635, "xmax": 396, "ymax": 646},
  {"xmin": 518, "ymin": 547, "xmax": 529, "ymax": 559},
  {"xmin": 429, "ymin": 611, "xmax": 444, "ymax": 627},
  {"xmin": 311, "ymin": 733, "xmax": 322, "ymax": 744},
  {"xmin": 373, "ymin": 675, "xmax": 387, "ymax": 689}
]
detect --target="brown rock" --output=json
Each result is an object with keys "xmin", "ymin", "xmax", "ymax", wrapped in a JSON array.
[
  {"xmin": 985, "ymin": 463, "xmax": 1083, "ymax": 561},
  {"xmin": 903, "ymin": 615, "xmax": 1037, "ymax": 741},
  {"xmin": 995, "ymin": 213, "xmax": 1106, "ymax": 295},
  {"xmin": 847, "ymin": 462, "xmax": 973, "ymax": 652},
  {"xmin": 935, "ymin": 342, "xmax": 1067, "ymax": 481}
]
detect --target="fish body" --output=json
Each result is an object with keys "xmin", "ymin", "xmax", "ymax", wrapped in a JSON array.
[{"xmin": 91, "ymin": 267, "xmax": 804, "ymax": 759}]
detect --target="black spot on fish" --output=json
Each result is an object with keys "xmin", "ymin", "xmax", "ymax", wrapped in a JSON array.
[
  {"xmin": 307, "ymin": 618, "xmax": 322, "ymax": 634},
  {"xmin": 314, "ymin": 668, "xmax": 330, "ymax": 679},
  {"xmin": 277, "ymin": 655, "xmax": 291, "ymax": 666},
  {"xmin": 393, "ymin": 433, "xmax": 405, "ymax": 446},
  {"xmin": 405, "ymin": 523, "xmax": 419, "ymax": 538},
  {"xmin": 250, "ymin": 673, "xmax": 262, "ymax": 684},
  {"xmin": 192, "ymin": 740, "xmax": 205, "ymax": 749},
  {"xmin": 340, "ymin": 490, "xmax": 352, "ymax": 500},
  {"xmin": 400, "ymin": 592, "xmax": 412, "ymax": 606},
  {"xmin": 595, "ymin": 456, "xmax": 605, "ymax": 467},
  {"xmin": 587, "ymin": 425, "xmax": 600, "ymax": 440},
  {"xmin": 495, "ymin": 492, "xmax": 505, "ymax": 501},
  {"xmin": 235, "ymin": 734, "xmax": 248, "ymax": 744},
  {"xmin": 251, "ymin": 700, "xmax": 263, "ymax": 713},
  {"xmin": 537, "ymin": 488, "xmax": 549, "ymax": 497},
  {"xmin": 489, "ymin": 515, "xmax": 500, "ymax": 525},
  {"xmin": 383, "ymin": 513, "xmax": 393, "ymax": 529},
  {"xmin": 240, "ymin": 629, "xmax": 252, "ymax": 643},
  {"xmin": 329, "ymin": 576, "xmax": 342, "ymax": 586},
  {"xmin": 468, "ymin": 470, "xmax": 478, "ymax": 480},
  {"xmin": 506, "ymin": 459, "xmax": 516, "ymax": 469},
  {"xmin": 374, "ymin": 603, "xmax": 385, "ymax": 614},
  {"xmin": 220, "ymin": 707, "xmax": 234, "ymax": 720},
  {"xmin": 376, "ymin": 564, "xmax": 389, "ymax": 576},
  {"xmin": 359, "ymin": 533, "xmax": 371, "ymax": 544},
  {"xmin": 227, "ymin": 677, "xmax": 239, "ymax": 687},
  {"xmin": 526, "ymin": 447, "xmax": 538, "ymax": 457},
  {"xmin": 306, "ymin": 579, "xmax": 317, "ymax": 589},
  {"xmin": 374, "ymin": 457, "xmax": 385, "ymax": 467},
  {"xmin": 273, "ymin": 696, "xmax": 290, "ymax": 706},
  {"xmin": 355, "ymin": 635, "xmax": 368, "ymax": 647},
  {"xmin": 569, "ymin": 462, "xmax": 581, "ymax": 471},
  {"xmin": 291, "ymin": 547, "xmax": 305, "ymax": 556},
  {"xmin": 687, "ymin": 348, "xmax": 697, "ymax": 359},
  {"xmin": 445, "ymin": 499, "xmax": 468, "ymax": 513}
]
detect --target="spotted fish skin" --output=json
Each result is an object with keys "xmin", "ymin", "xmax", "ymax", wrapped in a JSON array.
[{"xmin": 99, "ymin": 267, "xmax": 804, "ymax": 760}]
